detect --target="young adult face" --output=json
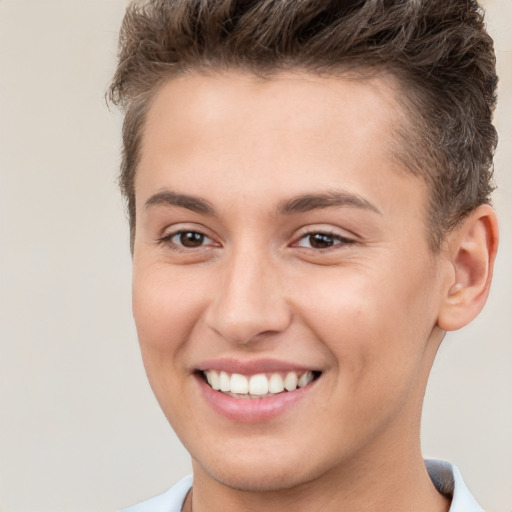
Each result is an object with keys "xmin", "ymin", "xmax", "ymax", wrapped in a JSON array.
[{"xmin": 132, "ymin": 70, "xmax": 450, "ymax": 492}]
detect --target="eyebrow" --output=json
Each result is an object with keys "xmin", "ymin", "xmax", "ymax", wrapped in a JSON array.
[
  {"xmin": 278, "ymin": 191, "xmax": 381, "ymax": 215},
  {"xmin": 144, "ymin": 189, "xmax": 381, "ymax": 217},
  {"xmin": 144, "ymin": 190, "xmax": 215, "ymax": 215}
]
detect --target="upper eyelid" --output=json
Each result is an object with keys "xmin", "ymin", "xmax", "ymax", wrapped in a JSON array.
[
  {"xmin": 159, "ymin": 222, "xmax": 214, "ymax": 238},
  {"xmin": 298, "ymin": 229, "xmax": 346, "ymax": 237},
  {"xmin": 293, "ymin": 225, "xmax": 356, "ymax": 241}
]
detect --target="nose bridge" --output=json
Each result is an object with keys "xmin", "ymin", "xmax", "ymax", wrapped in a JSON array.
[{"xmin": 206, "ymin": 241, "xmax": 291, "ymax": 344}]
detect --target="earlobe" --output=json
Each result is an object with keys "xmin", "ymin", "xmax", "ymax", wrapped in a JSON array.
[{"xmin": 437, "ymin": 204, "xmax": 499, "ymax": 332}]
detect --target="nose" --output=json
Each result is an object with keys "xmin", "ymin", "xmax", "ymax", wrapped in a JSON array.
[{"xmin": 204, "ymin": 246, "xmax": 292, "ymax": 345}]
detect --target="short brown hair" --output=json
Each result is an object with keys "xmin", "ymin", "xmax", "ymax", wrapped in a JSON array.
[{"xmin": 108, "ymin": 0, "xmax": 498, "ymax": 251}]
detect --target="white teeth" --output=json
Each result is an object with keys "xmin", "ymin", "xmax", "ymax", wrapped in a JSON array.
[
  {"xmin": 219, "ymin": 371, "xmax": 231, "ymax": 392},
  {"xmin": 298, "ymin": 371, "xmax": 313, "ymax": 388},
  {"xmin": 268, "ymin": 373, "xmax": 284, "ymax": 393},
  {"xmin": 230, "ymin": 373, "xmax": 249, "ymax": 394},
  {"xmin": 284, "ymin": 372, "xmax": 298, "ymax": 391},
  {"xmin": 249, "ymin": 374, "xmax": 269, "ymax": 395},
  {"xmin": 203, "ymin": 370, "xmax": 316, "ymax": 397},
  {"xmin": 208, "ymin": 370, "xmax": 220, "ymax": 390}
]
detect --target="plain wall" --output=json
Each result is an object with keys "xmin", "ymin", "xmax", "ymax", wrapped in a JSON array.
[{"xmin": 0, "ymin": 1, "xmax": 510, "ymax": 511}]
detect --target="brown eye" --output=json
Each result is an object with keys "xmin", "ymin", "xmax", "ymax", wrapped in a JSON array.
[
  {"xmin": 308, "ymin": 233, "xmax": 336, "ymax": 249},
  {"xmin": 295, "ymin": 231, "xmax": 354, "ymax": 250},
  {"xmin": 158, "ymin": 229, "xmax": 219, "ymax": 252},
  {"xmin": 176, "ymin": 231, "xmax": 206, "ymax": 247}
]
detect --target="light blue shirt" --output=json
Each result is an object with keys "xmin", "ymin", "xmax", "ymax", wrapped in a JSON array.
[{"xmin": 121, "ymin": 460, "xmax": 484, "ymax": 512}]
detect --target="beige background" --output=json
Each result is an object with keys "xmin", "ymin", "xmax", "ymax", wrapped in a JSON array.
[{"xmin": 0, "ymin": 1, "xmax": 510, "ymax": 511}]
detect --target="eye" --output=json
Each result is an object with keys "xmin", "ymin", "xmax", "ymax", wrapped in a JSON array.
[
  {"xmin": 158, "ymin": 230, "xmax": 215, "ymax": 249},
  {"xmin": 295, "ymin": 232, "xmax": 353, "ymax": 249},
  {"xmin": 173, "ymin": 231, "xmax": 208, "ymax": 248}
]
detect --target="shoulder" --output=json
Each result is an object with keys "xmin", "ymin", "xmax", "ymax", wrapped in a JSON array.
[
  {"xmin": 120, "ymin": 475, "xmax": 193, "ymax": 512},
  {"xmin": 425, "ymin": 459, "xmax": 484, "ymax": 512}
]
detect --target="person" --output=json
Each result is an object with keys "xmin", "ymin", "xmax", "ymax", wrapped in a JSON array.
[{"xmin": 109, "ymin": 1, "xmax": 499, "ymax": 511}]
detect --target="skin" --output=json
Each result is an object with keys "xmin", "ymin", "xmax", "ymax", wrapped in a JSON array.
[{"xmin": 131, "ymin": 70, "xmax": 497, "ymax": 512}]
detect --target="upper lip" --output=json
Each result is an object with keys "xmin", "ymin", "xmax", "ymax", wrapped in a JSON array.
[{"xmin": 195, "ymin": 357, "xmax": 320, "ymax": 375}]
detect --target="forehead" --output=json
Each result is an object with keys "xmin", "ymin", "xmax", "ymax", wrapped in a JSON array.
[
  {"xmin": 137, "ymin": 70, "xmax": 426, "ymax": 226},
  {"xmin": 147, "ymin": 69, "xmax": 400, "ymax": 122},
  {"xmin": 141, "ymin": 70, "xmax": 404, "ymax": 159}
]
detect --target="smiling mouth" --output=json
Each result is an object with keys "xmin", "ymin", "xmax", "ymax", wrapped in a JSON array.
[{"xmin": 199, "ymin": 370, "xmax": 321, "ymax": 398}]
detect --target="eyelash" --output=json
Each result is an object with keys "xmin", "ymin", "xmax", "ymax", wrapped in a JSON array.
[
  {"xmin": 157, "ymin": 229, "xmax": 355, "ymax": 252},
  {"xmin": 157, "ymin": 230, "xmax": 216, "ymax": 251},
  {"xmin": 293, "ymin": 230, "xmax": 355, "ymax": 250}
]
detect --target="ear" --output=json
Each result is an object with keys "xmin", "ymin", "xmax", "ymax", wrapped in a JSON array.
[{"xmin": 437, "ymin": 204, "xmax": 499, "ymax": 331}]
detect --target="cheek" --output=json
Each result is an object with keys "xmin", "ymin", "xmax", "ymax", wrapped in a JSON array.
[
  {"xmin": 132, "ymin": 262, "xmax": 209, "ymax": 351},
  {"xmin": 294, "ymin": 260, "xmax": 438, "ymax": 387},
  {"xmin": 131, "ymin": 262, "xmax": 214, "ymax": 414},
  {"xmin": 131, "ymin": 263, "xmax": 208, "ymax": 421}
]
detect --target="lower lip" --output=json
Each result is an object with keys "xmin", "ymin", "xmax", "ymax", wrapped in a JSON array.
[{"xmin": 195, "ymin": 374, "xmax": 316, "ymax": 423}]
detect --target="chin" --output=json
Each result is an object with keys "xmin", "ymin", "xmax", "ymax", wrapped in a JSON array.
[
  {"xmin": 191, "ymin": 442, "xmax": 333, "ymax": 493},
  {"xmin": 204, "ymin": 462, "xmax": 316, "ymax": 493}
]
